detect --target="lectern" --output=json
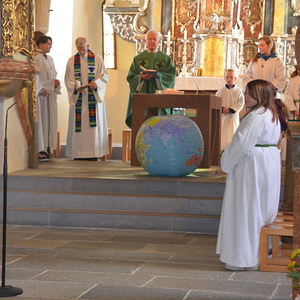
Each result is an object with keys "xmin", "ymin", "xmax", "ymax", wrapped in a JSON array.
[{"xmin": 131, "ymin": 93, "xmax": 222, "ymax": 169}]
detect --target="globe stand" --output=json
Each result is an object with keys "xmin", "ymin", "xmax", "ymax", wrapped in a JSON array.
[{"xmin": 0, "ymin": 102, "xmax": 23, "ymax": 297}]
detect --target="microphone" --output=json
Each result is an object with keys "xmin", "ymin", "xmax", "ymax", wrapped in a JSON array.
[
  {"xmin": 192, "ymin": 77, "xmax": 199, "ymax": 95},
  {"xmin": 192, "ymin": 77, "xmax": 211, "ymax": 95}
]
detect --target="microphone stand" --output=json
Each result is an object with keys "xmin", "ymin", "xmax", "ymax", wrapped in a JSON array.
[{"xmin": 0, "ymin": 101, "xmax": 23, "ymax": 297}]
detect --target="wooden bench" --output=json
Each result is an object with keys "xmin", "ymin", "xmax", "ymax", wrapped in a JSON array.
[{"xmin": 259, "ymin": 211, "xmax": 293, "ymax": 272}]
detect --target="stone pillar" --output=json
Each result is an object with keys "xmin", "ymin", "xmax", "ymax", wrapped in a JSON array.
[
  {"xmin": 272, "ymin": 0, "xmax": 286, "ymax": 36},
  {"xmin": 35, "ymin": 0, "xmax": 51, "ymax": 34}
]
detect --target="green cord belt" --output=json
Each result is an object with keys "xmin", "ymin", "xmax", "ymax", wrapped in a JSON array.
[{"xmin": 255, "ymin": 144, "xmax": 277, "ymax": 147}]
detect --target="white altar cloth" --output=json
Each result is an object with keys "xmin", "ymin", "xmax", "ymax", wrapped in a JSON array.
[{"xmin": 174, "ymin": 76, "xmax": 243, "ymax": 91}]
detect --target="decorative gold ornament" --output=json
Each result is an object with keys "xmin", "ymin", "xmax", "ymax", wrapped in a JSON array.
[
  {"xmin": 175, "ymin": 0, "xmax": 196, "ymax": 29},
  {"xmin": 242, "ymin": 0, "xmax": 263, "ymax": 32},
  {"xmin": 291, "ymin": 0, "xmax": 300, "ymax": 16},
  {"xmin": 1, "ymin": 0, "xmax": 34, "ymax": 57}
]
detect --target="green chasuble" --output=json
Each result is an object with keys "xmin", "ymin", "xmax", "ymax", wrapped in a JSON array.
[{"xmin": 125, "ymin": 50, "xmax": 176, "ymax": 128}]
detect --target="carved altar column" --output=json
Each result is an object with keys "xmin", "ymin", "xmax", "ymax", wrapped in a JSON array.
[{"xmin": 0, "ymin": 0, "xmax": 38, "ymax": 170}]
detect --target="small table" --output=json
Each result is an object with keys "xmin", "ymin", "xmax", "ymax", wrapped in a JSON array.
[{"xmin": 131, "ymin": 93, "xmax": 222, "ymax": 169}]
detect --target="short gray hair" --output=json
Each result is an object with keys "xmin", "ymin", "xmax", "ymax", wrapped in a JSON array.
[
  {"xmin": 75, "ymin": 37, "xmax": 88, "ymax": 47},
  {"xmin": 145, "ymin": 30, "xmax": 160, "ymax": 40}
]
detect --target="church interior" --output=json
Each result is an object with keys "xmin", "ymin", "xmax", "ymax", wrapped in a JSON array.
[{"xmin": 0, "ymin": 0, "xmax": 299, "ymax": 298}]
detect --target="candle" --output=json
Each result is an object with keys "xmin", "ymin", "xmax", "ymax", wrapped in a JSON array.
[
  {"xmin": 277, "ymin": 36, "xmax": 281, "ymax": 43},
  {"xmin": 184, "ymin": 29, "xmax": 187, "ymax": 40},
  {"xmin": 167, "ymin": 30, "xmax": 171, "ymax": 42}
]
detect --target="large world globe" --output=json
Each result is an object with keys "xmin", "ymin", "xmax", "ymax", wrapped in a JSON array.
[{"xmin": 135, "ymin": 114, "xmax": 204, "ymax": 177}]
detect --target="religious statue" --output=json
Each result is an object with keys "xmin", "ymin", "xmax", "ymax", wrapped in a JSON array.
[{"xmin": 201, "ymin": 13, "xmax": 230, "ymax": 32}]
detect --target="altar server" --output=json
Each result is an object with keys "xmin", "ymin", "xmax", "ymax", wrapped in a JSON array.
[
  {"xmin": 284, "ymin": 63, "xmax": 300, "ymax": 118},
  {"xmin": 34, "ymin": 35, "xmax": 61, "ymax": 160},
  {"xmin": 216, "ymin": 69, "xmax": 244, "ymax": 150},
  {"xmin": 125, "ymin": 30, "xmax": 176, "ymax": 128},
  {"xmin": 243, "ymin": 36, "xmax": 287, "ymax": 94},
  {"xmin": 64, "ymin": 37, "xmax": 109, "ymax": 160},
  {"xmin": 216, "ymin": 79, "xmax": 288, "ymax": 271}
]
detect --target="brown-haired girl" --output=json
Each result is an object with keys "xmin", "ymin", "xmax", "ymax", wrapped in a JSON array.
[
  {"xmin": 243, "ymin": 36, "xmax": 287, "ymax": 93},
  {"xmin": 217, "ymin": 79, "xmax": 285, "ymax": 271}
]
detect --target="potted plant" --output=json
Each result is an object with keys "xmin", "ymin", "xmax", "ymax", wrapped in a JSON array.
[{"xmin": 287, "ymin": 249, "xmax": 300, "ymax": 300}]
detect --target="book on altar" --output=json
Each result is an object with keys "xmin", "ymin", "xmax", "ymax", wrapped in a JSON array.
[{"xmin": 140, "ymin": 66, "xmax": 157, "ymax": 76}]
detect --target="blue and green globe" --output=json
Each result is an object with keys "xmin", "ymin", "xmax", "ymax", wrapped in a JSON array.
[{"xmin": 135, "ymin": 114, "xmax": 204, "ymax": 177}]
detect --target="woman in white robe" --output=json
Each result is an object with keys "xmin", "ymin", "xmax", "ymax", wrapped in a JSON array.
[{"xmin": 216, "ymin": 79, "xmax": 283, "ymax": 270}]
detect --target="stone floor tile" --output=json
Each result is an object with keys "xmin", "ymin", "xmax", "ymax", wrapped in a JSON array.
[
  {"xmin": 136, "ymin": 261, "xmax": 231, "ymax": 279},
  {"xmin": 1, "ymin": 279, "xmax": 95, "ymax": 299},
  {"xmin": 7, "ymin": 256, "xmax": 145, "ymax": 274},
  {"xmin": 271, "ymin": 284, "xmax": 293, "ymax": 300},
  {"xmin": 185, "ymin": 290, "xmax": 270, "ymax": 299},
  {"xmin": 55, "ymin": 240, "xmax": 148, "ymax": 251},
  {"xmin": 6, "ymin": 238, "xmax": 69, "ymax": 249},
  {"xmin": 54, "ymin": 248, "xmax": 172, "ymax": 261},
  {"xmin": 32, "ymin": 270, "xmax": 154, "ymax": 287},
  {"xmin": 103, "ymin": 234, "xmax": 194, "ymax": 245},
  {"xmin": 231, "ymin": 270, "xmax": 291, "ymax": 285},
  {"xmin": 146, "ymin": 276, "xmax": 277, "ymax": 297},
  {"xmin": 141, "ymin": 243, "xmax": 220, "ymax": 257},
  {"xmin": 79, "ymin": 284, "xmax": 188, "ymax": 300}
]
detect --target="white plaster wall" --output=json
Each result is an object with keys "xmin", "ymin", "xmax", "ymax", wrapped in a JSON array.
[
  {"xmin": 47, "ymin": 0, "xmax": 73, "ymax": 145},
  {"xmin": 0, "ymin": 99, "xmax": 28, "ymax": 174}
]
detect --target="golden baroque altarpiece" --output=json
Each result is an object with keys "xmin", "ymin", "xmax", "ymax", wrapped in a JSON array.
[
  {"xmin": 104, "ymin": 0, "xmax": 299, "ymax": 78},
  {"xmin": 1, "ymin": 0, "xmax": 38, "ymax": 167}
]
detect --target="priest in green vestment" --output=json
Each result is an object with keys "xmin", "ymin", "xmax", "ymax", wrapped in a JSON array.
[{"xmin": 125, "ymin": 30, "xmax": 176, "ymax": 128}]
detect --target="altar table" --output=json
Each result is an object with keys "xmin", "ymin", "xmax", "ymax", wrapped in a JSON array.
[
  {"xmin": 131, "ymin": 93, "xmax": 222, "ymax": 169},
  {"xmin": 174, "ymin": 76, "xmax": 243, "ymax": 93}
]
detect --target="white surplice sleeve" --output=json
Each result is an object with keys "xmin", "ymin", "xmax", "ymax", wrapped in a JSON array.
[
  {"xmin": 284, "ymin": 76, "xmax": 300, "ymax": 112},
  {"xmin": 93, "ymin": 54, "xmax": 108, "ymax": 103},
  {"xmin": 220, "ymin": 111, "xmax": 265, "ymax": 174}
]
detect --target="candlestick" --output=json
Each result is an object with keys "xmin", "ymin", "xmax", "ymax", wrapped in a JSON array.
[
  {"xmin": 184, "ymin": 29, "xmax": 187, "ymax": 40},
  {"xmin": 167, "ymin": 30, "xmax": 171, "ymax": 43}
]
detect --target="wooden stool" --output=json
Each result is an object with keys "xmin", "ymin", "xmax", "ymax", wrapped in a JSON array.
[
  {"xmin": 122, "ymin": 129, "xmax": 131, "ymax": 162},
  {"xmin": 102, "ymin": 128, "xmax": 113, "ymax": 161},
  {"xmin": 259, "ymin": 212, "xmax": 293, "ymax": 272}
]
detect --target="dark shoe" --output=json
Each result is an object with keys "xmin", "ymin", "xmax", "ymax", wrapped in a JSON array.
[
  {"xmin": 41, "ymin": 151, "xmax": 52, "ymax": 161},
  {"xmin": 38, "ymin": 152, "xmax": 49, "ymax": 162},
  {"xmin": 74, "ymin": 158, "xmax": 97, "ymax": 161}
]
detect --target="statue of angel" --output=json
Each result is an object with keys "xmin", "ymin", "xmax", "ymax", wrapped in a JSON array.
[{"xmin": 202, "ymin": 13, "xmax": 230, "ymax": 31}]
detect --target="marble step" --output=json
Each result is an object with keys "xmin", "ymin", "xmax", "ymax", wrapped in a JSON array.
[
  {"xmin": 5, "ymin": 175, "xmax": 226, "ymax": 197},
  {"xmin": 3, "ymin": 189, "xmax": 222, "ymax": 234}
]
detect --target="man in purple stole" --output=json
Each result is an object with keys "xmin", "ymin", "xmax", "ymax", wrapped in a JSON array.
[{"xmin": 65, "ymin": 37, "xmax": 109, "ymax": 160}]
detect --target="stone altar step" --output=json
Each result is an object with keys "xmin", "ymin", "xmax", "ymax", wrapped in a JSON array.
[
  {"xmin": 2, "ymin": 163, "xmax": 285, "ymax": 234},
  {"xmin": 3, "ymin": 189, "xmax": 222, "ymax": 234}
]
